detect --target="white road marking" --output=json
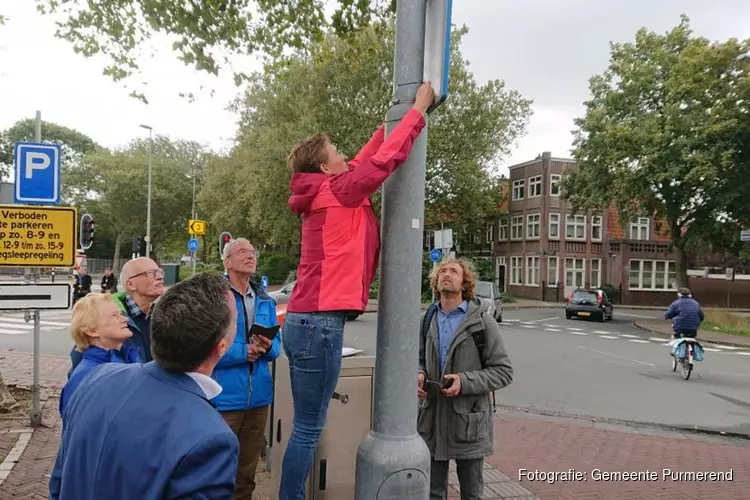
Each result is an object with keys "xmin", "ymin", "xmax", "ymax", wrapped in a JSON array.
[
  {"xmin": 735, "ymin": 352, "xmax": 750, "ymax": 356},
  {"xmin": 618, "ymin": 334, "xmax": 639, "ymax": 338},
  {"xmin": 714, "ymin": 345, "xmax": 740, "ymax": 350},
  {"xmin": 544, "ymin": 328, "xmax": 561, "ymax": 332},
  {"xmin": 568, "ymin": 331, "xmax": 589, "ymax": 336},
  {"xmin": 593, "ymin": 330, "xmax": 613, "ymax": 335},
  {"xmin": 520, "ymin": 325, "xmax": 536, "ymax": 329},
  {"xmin": 616, "ymin": 312, "xmax": 660, "ymax": 319},
  {"xmin": 579, "ymin": 346, "xmax": 656, "ymax": 367},
  {"xmin": 649, "ymin": 337, "xmax": 668, "ymax": 342},
  {"xmin": 543, "ymin": 324, "xmax": 562, "ymax": 328},
  {"xmin": 598, "ymin": 335, "xmax": 618, "ymax": 339},
  {"xmin": 703, "ymin": 348, "xmax": 721, "ymax": 352},
  {"xmin": 628, "ymin": 339, "xmax": 650, "ymax": 344},
  {"xmin": 566, "ymin": 327, "xmax": 583, "ymax": 331},
  {"xmin": 0, "ymin": 328, "xmax": 29, "ymax": 335},
  {"xmin": 0, "ymin": 317, "xmax": 70, "ymax": 328},
  {"xmin": 522, "ymin": 317, "xmax": 560, "ymax": 324}
]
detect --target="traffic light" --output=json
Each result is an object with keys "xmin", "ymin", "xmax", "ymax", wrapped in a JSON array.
[
  {"xmin": 219, "ymin": 232, "xmax": 232, "ymax": 257},
  {"xmin": 131, "ymin": 235, "xmax": 142, "ymax": 255},
  {"xmin": 79, "ymin": 214, "xmax": 95, "ymax": 250}
]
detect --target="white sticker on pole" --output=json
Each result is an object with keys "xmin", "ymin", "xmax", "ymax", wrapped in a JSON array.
[{"xmin": 424, "ymin": 0, "xmax": 453, "ymax": 111}]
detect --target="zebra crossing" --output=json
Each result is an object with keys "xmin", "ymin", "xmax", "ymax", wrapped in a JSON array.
[
  {"xmin": 500, "ymin": 318, "xmax": 750, "ymax": 356},
  {"xmin": 0, "ymin": 312, "xmax": 72, "ymax": 335}
]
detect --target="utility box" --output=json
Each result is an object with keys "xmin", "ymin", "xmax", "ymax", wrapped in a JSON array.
[
  {"xmin": 161, "ymin": 264, "xmax": 180, "ymax": 285},
  {"xmin": 269, "ymin": 354, "xmax": 375, "ymax": 499}
]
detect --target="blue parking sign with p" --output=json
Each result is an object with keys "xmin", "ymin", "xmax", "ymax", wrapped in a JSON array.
[{"xmin": 14, "ymin": 142, "xmax": 61, "ymax": 205}]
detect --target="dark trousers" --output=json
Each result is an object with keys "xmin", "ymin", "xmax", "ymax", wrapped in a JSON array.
[
  {"xmin": 430, "ymin": 458, "xmax": 484, "ymax": 500},
  {"xmin": 221, "ymin": 405, "xmax": 270, "ymax": 499}
]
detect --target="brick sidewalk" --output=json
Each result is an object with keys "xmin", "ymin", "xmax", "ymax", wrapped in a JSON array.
[
  {"xmin": 489, "ymin": 410, "xmax": 750, "ymax": 500},
  {"xmin": 634, "ymin": 319, "xmax": 750, "ymax": 348}
]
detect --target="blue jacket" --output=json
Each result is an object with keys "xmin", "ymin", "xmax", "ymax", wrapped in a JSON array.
[
  {"xmin": 211, "ymin": 279, "xmax": 281, "ymax": 411},
  {"xmin": 60, "ymin": 345, "xmax": 141, "ymax": 416},
  {"xmin": 50, "ymin": 362, "xmax": 239, "ymax": 500},
  {"xmin": 68, "ymin": 292, "xmax": 150, "ymax": 378},
  {"xmin": 665, "ymin": 296, "xmax": 704, "ymax": 333}
]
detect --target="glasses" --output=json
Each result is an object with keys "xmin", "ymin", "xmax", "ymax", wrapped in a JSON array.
[
  {"xmin": 130, "ymin": 269, "xmax": 165, "ymax": 280},
  {"xmin": 233, "ymin": 249, "xmax": 258, "ymax": 258}
]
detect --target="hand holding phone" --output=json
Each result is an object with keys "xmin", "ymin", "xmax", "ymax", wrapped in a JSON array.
[
  {"xmin": 249, "ymin": 323, "xmax": 280, "ymax": 340},
  {"xmin": 440, "ymin": 374, "xmax": 461, "ymax": 398}
]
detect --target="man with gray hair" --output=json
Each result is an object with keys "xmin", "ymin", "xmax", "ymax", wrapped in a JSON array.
[
  {"xmin": 67, "ymin": 257, "xmax": 165, "ymax": 377},
  {"xmin": 50, "ymin": 274, "xmax": 240, "ymax": 499},
  {"xmin": 212, "ymin": 237, "xmax": 280, "ymax": 499}
]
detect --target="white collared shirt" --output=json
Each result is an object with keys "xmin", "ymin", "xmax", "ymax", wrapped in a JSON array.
[{"xmin": 187, "ymin": 372, "xmax": 223, "ymax": 400}]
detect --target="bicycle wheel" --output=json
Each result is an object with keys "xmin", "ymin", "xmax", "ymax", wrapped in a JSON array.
[
  {"xmin": 672, "ymin": 356, "xmax": 677, "ymax": 372},
  {"xmin": 681, "ymin": 359, "xmax": 692, "ymax": 380}
]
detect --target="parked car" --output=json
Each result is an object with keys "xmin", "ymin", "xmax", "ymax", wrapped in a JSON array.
[
  {"xmin": 268, "ymin": 280, "xmax": 361, "ymax": 321},
  {"xmin": 565, "ymin": 288, "xmax": 613, "ymax": 322},
  {"xmin": 475, "ymin": 280, "xmax": 503, "ymax": 322}
]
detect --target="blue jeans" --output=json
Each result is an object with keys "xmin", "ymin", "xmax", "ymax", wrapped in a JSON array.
[{"xmin": 279, "ymin": 312, "xmax": 346, "ymax": 500}]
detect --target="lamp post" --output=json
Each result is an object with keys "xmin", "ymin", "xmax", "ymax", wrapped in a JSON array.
[{"xmin": 139, "ymin": 124, "xmax": 153, "ymax": 258}]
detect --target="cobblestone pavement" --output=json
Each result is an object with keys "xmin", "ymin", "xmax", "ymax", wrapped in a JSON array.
[{"xmin": 488, "ymin": 410, "xmax": 750, "ymax": 500}]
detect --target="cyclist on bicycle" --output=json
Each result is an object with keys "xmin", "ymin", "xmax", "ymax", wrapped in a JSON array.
[{"xmin": 664, "ymin": 287, "xmax": 704, "ymax": 341}]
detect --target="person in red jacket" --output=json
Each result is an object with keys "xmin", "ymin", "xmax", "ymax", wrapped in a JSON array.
[{"xmin": 278, "ymin": 82, "xmax": 435, "ymax": 500}]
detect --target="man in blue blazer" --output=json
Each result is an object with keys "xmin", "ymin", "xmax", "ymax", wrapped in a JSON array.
[
  {"xmin": 50, "ymin": 274, "xmax": 240, "ymax": 500},
  {"xmin": 214, "ymin": 238, "xmax": 281, "ymax": 499}
]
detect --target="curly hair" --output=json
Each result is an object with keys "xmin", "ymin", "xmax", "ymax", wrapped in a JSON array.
[{"xmin": 429, "ymin": 258, "xmax": 478, "ymax": 301}]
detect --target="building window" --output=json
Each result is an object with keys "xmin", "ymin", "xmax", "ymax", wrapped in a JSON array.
[
  {"xmin": 565, "ymin": 215, "xmax": 586, "ymax": 241},
  {"xmin": 565, "ymin": 258, "xmax": 585, "ymax": 288},
  {"xmin": 512, "ymin": 180, "xmax": 525, "ymax": 200},
  {"xmin": 629, "ymin": 217, "xmax": 650, "ymax": 240},
  {"xmin": 590, "ymin": 258, "xmax": 601, "ymax": 288},
  {"xmin": 526, "ymin": 213, "xmax": 541, "ymax": 240},
  {"xmin": 549, "ymin": 213, "xmax": 560, "ymax": 239},
  {"xmin": 528, "ymin": 175, "xmax": 542, "ymax": 197},
  {"xmin": 629, "ymin": 260, "xmax": 677, "ymax": 290},
  {"xmin": 548, "ymin": 257, "xmax": 558, "ymax": 286},
  {"xmin": 511, "ymin": 216, "xmax": 524, "ymax": 240},
  {"xmin": 550, "ymin": 174, "xmax": 561, "ymax": 196},
  {"xmin": 510, "ymin": 257, "xmax": 523, "ymax": 285},
  {"xmin": 526, "ymin": 256, "xmax": 540, "ymax": 286},
  {"xmin": 591, "ymin": 216, "xmax": 603, "ymax": 241},
  {"xmin": 485, "ymin": 223, "xmax": 494, "ymax": 243},
  {"xmin": 498, "ymin": 218, "xmax": 508, "ymax": 240}
]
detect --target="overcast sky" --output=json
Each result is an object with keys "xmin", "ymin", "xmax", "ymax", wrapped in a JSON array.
[{"xmin": 2, "ymin": 1, "xmax": 749, "ymax": 175}]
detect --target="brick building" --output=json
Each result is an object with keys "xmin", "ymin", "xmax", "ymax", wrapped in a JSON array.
[{"xmin": 494, "ymin": 152, "xmax": 677, "ymax": 302}]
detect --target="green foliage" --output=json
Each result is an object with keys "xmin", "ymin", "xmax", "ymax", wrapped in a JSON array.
[
  {"xmin": 564, "ymin": 15, "xmax": 750, "ymax": 286},
  {"xmin": 469, "ymin": 257, "xmax": 494, "ymax": 282},
  {"xmin": 200, "ymin": 21, "xmax": 531, "ymax": 248},
  {"xmin": 601, "ymin": 284, "xmax": 620, "ymax": 303},
  {"xmin": 500, "ymin": 292, "xmax": 516, "ymax": 304},
  {"xmin": 255, "ymin": 252, "xmax": 298, "ymax": 284},
  {"xmin": 179, "ymin": 263, "xmax": 224, "ymax": 281},
  {"xmin": 35, "ymin": 0, "xmax": 394, "ymax": 103}
]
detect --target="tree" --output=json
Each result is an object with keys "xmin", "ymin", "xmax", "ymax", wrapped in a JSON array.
[
  {"xmin": 0, "ymin": 119, "xmax": 98, "ymax": 184},
  {"xmin": 563, "ymin": 15, "xmax": 750, "ymax": 287},
  {"xmin": 199, "ymin": 21, "xmax": 531, "ymax": 247},
  {"xmin": 35, "ymin": 0, "xmax": 395, "ymax": 102}
]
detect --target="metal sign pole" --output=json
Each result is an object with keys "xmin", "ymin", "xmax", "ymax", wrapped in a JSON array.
[{"xmin": 29, "ymin": 111, "xmax": 42, "ymax": 427}]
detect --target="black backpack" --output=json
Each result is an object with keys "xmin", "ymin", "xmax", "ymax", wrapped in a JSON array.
[{"xmin": 420, "ymin": 302, "xmax": 497, "ymax": 412}]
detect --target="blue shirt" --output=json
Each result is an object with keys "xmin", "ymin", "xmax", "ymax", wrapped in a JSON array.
[{"xmin": 436, "ymin": 300, "xmax": 468, "ymax": 373}]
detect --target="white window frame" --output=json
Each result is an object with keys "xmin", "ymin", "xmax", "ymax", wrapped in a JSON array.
[
  {"xmin": 591, "ymin": 216, "xmax": 603, "ymax": 242},
  {"xmin": 628, "ymin": 259, "xmax": 677, "ymax": 290},
  {"xmin": 629, "ymin": 217, "xmax": 650, "ymax": 240},
  {"xmin": 565, "ymin": 215, "xmax": 587, "ymax": 241},
  {"xmin": 526, "ymin": 213, "xmax": 541, "ymax": 240},
  {"xmin": 550, "ymin": 174, "xmax": 561, "ymax": 196},
  {"xmin": 528, "ymin": 175, "xmax": 542, "ymax": 198},
  {"xmin": 564, "ymin": 258, "xmax": 586, "ymax": 288},
  {"xmin": 510, "ymin": 256, "xmax": 523, "ymax": 285},
  {"xmin": 498, "ymin": 218, "xmax": 508, "ymax": 241},
  {"xmin": 510, "ymin": 216, "xmax": 524, "ymax": 240},
  {"xmin": 590, "ymin": 258, "xmax": 601, "ymax": 288},
  {"xmin": 526, "ymin": 256, "xmax": 540, "ymax": 286},
  {"xmin": 547, "ymin": 256, "xmax": 559, "ymax": 286},
  {"xmin": 549, "ymin": 213, "xmax": 560, "ymax": 240},
  {"xmin": 485, "ymin": 223, "xmax": 494, "ymax": 243},
  {"xmin": 512, "ymin": 180, "xmax": 525, "ymax": 201}
]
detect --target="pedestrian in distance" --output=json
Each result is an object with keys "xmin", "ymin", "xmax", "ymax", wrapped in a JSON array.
[
  {"xmin": 72, "ymin": 266, "xmax": 92, "ymax": 305},
  {"xmin": 417, "ymin": 258, "xmax": 513, "ymax": 500},
  {"xmin": 213, "ymin": 237, "xmax": 280, "ymax": 499},
  {"xmin": 50, "ymin": 274, "xmax": 240, "ymax": 500},
  {"xmin": 60, "ymin": 293, "xmax": 141, "ymax": 417},
  {"xmin": 278, "ymin": 81, "xmax": 436, "ymax": 500},
  {"xmin": 100, "ymin": 267, "xmax": 118, "ymax": 293},
  {"xmin": 67, "ymin": 257, "xmax": 164, "ymax": 377}
]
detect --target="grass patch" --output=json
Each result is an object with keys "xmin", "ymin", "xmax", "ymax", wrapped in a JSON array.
[{"xmin": 702, "ymin": 310, "xmax": 750, "ymax": 337}]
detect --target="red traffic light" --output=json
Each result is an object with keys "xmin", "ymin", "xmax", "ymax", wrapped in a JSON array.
[{"xmin": 223, "ymin": 234, "xmax": 231, "ymax": 242}]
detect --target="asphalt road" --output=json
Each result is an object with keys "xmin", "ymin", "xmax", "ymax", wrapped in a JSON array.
[{"xmin": 2, "ymin": 304, "xmax": 749, "ymax": 435}]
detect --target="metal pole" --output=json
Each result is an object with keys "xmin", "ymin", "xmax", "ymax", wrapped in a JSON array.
[
  {"xmin": 146, "ymin": 129, "xmax": 153, "ymax": 258},
  {"xmin": 30, "ymin": 111, "xmax": 42, "ymax": 427},
  {"xmin": 355, "ymin": 1, "xmax": 431, "ymax": 497},
  {"xmin": 191, "ymin": 170, "xmax": 197, "ymax": 277}
]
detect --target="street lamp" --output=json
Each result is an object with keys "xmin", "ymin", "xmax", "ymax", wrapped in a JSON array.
[{"xmin": 140, "ymin": 124, "xmax": 153, "ymax": 258}]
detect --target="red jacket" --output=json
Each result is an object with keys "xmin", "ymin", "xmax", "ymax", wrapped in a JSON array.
[{"xmin": 288, "ymin": 108, "xmax": 426, "ymax": 313}]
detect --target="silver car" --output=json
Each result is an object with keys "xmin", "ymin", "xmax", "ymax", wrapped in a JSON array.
[{"xmin": 475, "ymin": 280, "xmax": 503, "ymax": 322}]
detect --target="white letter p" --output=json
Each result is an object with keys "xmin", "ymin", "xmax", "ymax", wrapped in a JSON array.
[{"xmin": 25, "ymin": 151, "xmax": 50, "ymax": 179}]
